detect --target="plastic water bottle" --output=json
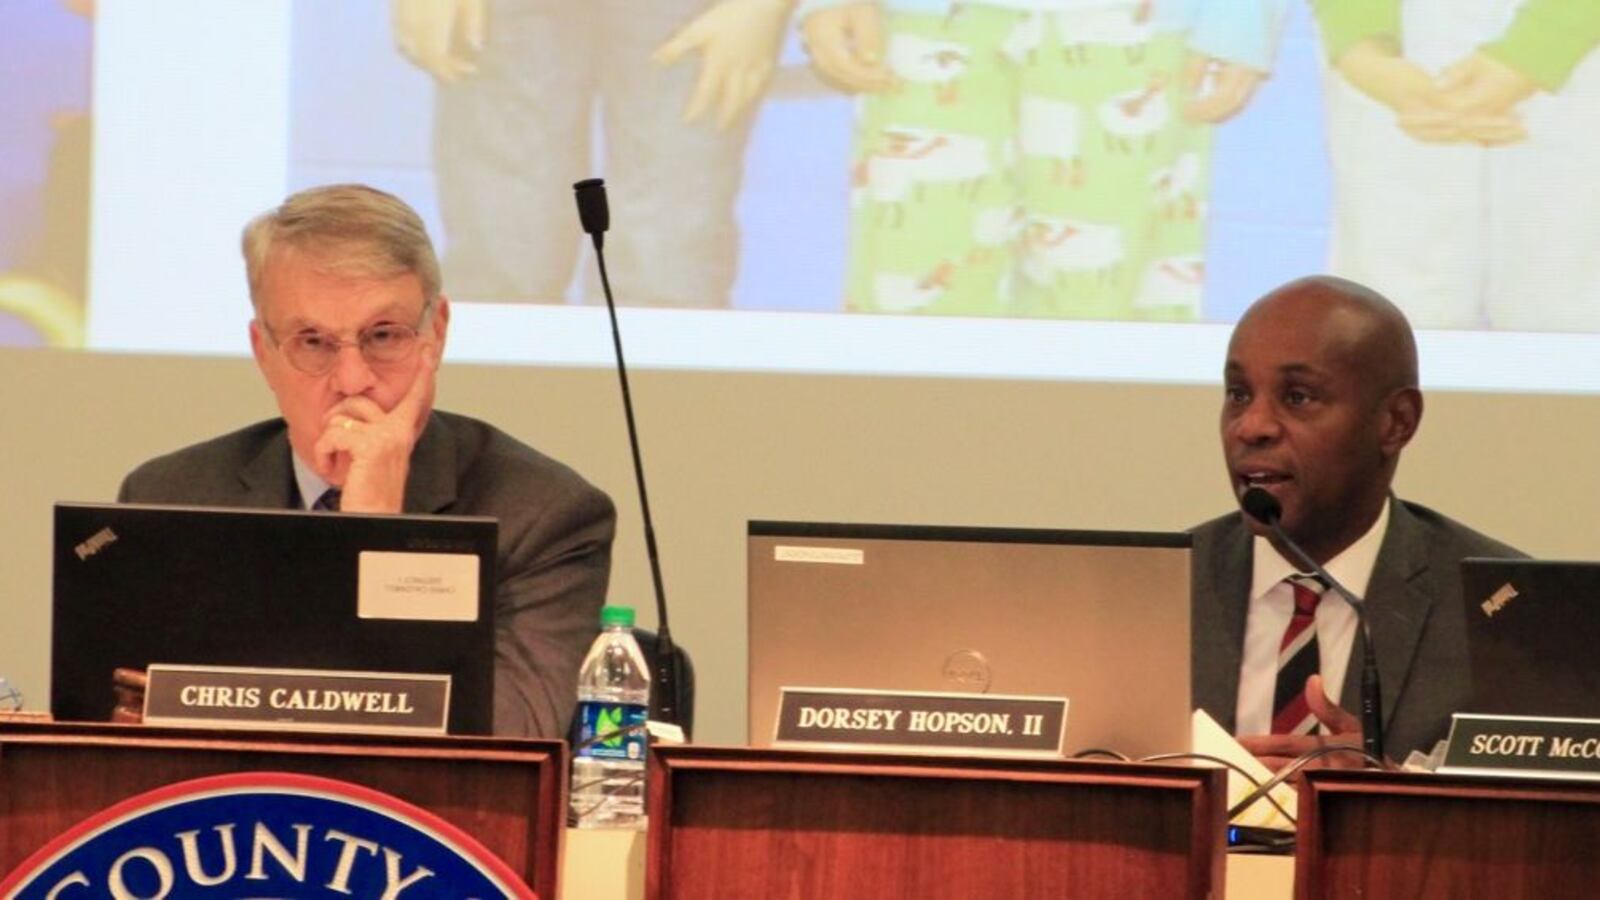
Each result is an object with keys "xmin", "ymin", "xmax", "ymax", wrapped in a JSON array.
[{"xmin": 571, "ymin": 605, "xmax": 651, "ymax": 829}]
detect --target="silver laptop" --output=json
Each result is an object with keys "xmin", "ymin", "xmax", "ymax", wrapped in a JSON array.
[{"xmin": 748, "ymin": 522, "xmax": 1192, "ymax": 758}]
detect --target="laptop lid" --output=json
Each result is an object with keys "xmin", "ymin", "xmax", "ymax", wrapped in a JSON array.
[
  {"xmin": 1461, "ymin": 557, "xmax": 1600, "ymax": 719},
  {"xmin": 52, "ymin": 502, "xmax": 498, "ymax": 734},
  {"xmin": 748, "ymin": 521, "xmax": 1192, "ymax": 758}
]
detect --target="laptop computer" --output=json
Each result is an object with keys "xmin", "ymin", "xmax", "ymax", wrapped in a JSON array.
[
  {"xmin": 52, "ymin": 502, "xmax": 498, "ymax": 734},
  {"xmin": 748, "ymin": 521, "xmax": 1192, "ymax": 758},
  {"xmin": 1461, "ymin": 558, "xmax": 1600, "ymax": 719}
]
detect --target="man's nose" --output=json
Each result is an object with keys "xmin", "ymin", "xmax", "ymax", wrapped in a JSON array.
[
  {"xmin": 328, "ymin": 343, "xmax": 377, "ymax": 395},
  {"xmin": 1230, "ymin": 397, "xmax": 1282, "ymax": 444}
]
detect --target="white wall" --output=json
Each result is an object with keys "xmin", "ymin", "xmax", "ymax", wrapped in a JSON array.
[{"xmin": 3, "ymin": 347, "xmax": 1594, "ymax": 744}]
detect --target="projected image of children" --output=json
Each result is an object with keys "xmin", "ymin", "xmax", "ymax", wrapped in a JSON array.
[
  {"xmin": 394, "ymin": 0, "xmax": 791, "ymax": 310},
  {"xmin": 801, "ymin": 0, "xmax": 1287, "ymax": 321},
  {"xmin": 1315, "ymin": 0, "xmax": 1600, "ymax": 332}
]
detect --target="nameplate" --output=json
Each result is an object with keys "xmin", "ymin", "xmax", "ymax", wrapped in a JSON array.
[
  {"xmin": 773, "ymin": 687, "xmax": 1067, "ymax": 757},
  {"xmin": 144, "ymin": 664, "xmax": 449, "ymax": 736},
  {"xmin": 1439, "ymin": 713, "xmax": 1600, "ymax": 781}
]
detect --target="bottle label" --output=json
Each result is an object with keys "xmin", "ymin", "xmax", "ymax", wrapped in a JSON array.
[{"xmin": 574, "ymin": 701, "xmax": 648, "ymax": 761}]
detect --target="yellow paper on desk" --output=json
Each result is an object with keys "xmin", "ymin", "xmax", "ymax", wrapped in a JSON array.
[{"xmin": 1191, "ymin": 709, "xmax": 1296, "ymax": 830}]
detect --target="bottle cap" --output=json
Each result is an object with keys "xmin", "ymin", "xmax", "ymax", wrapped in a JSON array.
[{"xmin": 600, "ymin": 605, "xmax": 636, "ymax": 628}]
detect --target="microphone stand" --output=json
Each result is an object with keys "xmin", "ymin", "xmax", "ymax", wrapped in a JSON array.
[
  {"xmin": 1243, "ymin": 489, "xmax": 1384, "ymax": 762},
  {"xmin": 573, "ymin": 178, "xmax": 683, "ymax": 733}
]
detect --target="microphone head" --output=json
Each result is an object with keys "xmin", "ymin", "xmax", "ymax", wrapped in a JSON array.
[
  {"xmin": 573, "ymin": 178, "xmax": 610, "ymax": 236},
  {"xmin": 1240, "ymin": 487, "xmax": 1282, "ymax": 526}
]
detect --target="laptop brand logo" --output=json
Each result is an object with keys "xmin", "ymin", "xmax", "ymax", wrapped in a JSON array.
[
  {"xmin": 1481, "ymin": 582, "xmax": 1519, "ymax": 618},
  {"xmin": 74, "ymin": 527, "xmax": 117, "ymax": 561},
  {"xmin": 942, "ymin": 650, "xmax": 992, "ymax": 692}
]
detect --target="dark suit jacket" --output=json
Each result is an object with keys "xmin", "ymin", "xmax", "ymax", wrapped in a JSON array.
[
  {"xmin": 1191, "ymin": 499, "xmax": 1523, "ymax": 761},
  {"xmin": 118, "ymin": 410, "xmax": 616, "ymax": 739}
]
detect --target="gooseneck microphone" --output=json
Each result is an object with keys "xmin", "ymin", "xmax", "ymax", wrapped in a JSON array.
[
  {"xmin": 573, "ymin": 177, "xmax": 684, "ymax": 732},
  {"xmin": 574, "ymin": 178, "xmax": 609, "ymax": 250},
  {"xmin": 1241, "ymin": 488, "xmax": 1384, "ymax": 762}
]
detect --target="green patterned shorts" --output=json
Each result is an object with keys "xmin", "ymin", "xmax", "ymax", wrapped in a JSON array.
[{"xmin": 847, "ymin": 4, "xmax": 1212, "ymax": 320}]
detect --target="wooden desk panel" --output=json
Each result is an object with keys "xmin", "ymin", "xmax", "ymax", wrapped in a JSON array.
[
  {"xmin": 0, "ymin": 721, "xmax": 565, "ymax": 897},
  {"xmin": 648, "ymin": 746, "xmax": 1227, "ymax": 900},
  {"xmin": 1297, "ymin": 769, "xmax": 1600, "ymax": 899}
]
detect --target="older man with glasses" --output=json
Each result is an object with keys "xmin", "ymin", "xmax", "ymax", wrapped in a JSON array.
[{"xmin": 117, "ymin": 184, "xmax": 617, "ymax": 740}]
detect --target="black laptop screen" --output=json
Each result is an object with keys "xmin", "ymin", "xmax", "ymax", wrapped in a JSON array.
[
  {"xmin": 51, "ymin": 503, "xmax": 497, "ymax": 734},
  {"xmin": 1461, "ymin": 557, "xmax": 1600, "ymax": 719}
]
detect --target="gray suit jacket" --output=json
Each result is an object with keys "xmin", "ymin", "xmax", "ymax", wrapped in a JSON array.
[
  {"xmin": 118, "ymin": 410, "xmax": 616, "ymax": 740},
  {"xmin": 1191, "ymin": 499, "xmax": 1523, "ymax": 761}
]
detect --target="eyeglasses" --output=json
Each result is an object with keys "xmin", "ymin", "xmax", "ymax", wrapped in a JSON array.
[{"xmin": 260, "ymin": 302, "xmax": 431, "ymax": 376}]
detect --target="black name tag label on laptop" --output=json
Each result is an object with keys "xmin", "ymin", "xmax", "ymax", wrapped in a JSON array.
[
  {"xmin": 145, "ymin": 664, "xmax": 449, "ymax": 735},
  {"xmin": 774, "ymin": 687, "xmax": 1067, "ymax": 756},
  {"xmin": 1440, "ymin": 713, "xmax": 1600, "ymax": 780}
]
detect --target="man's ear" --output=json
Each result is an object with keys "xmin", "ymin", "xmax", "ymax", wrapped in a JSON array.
[
  {"xmin": 1380, "ymin": 386, "xmax": 1423, "ymax": 456},
  {"xmin": 248, "ymin": 318, "xmax": 270, "ymax": 371},
  {"xmin": 430, "ymin": 295, "xmax": 451, "ymax": 347}
]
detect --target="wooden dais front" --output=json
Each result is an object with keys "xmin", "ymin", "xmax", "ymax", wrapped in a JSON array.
[
  {"xmin": 1297, "ymin": 768, "xmax": 1600, "ymax": 899},
  {"xmin": 647, "ymin": 745, "xmax": 1226, "ymax": 900},
  {"xmin": 0, "ymin": 720, "xmax": 565, "ymax": 898}
]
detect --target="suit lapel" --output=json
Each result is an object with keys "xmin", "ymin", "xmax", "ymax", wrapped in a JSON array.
[
  {"xmin": 403, "ymin": 414, "xmax": 458, "ymax": 514},
  {"xmin": 1193, "ymin": 514, "xmax": 1253, "ymax": 732},
  {"xmin": 1340, "ymin": 499, "xmax": 1433, "ymax": 733},
  {"xmin": 237, "ymin": 429, "xmax": 296, "ymax": 508}
]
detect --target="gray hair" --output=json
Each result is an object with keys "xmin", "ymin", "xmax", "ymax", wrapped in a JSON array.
[{"xmin": 241, "ymin": 184, "xmax": 441, "ymax": 309}]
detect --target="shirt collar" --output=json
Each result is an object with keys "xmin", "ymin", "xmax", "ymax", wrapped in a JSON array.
[
  {"xmin": 290, "ymin": 451, "xmax": 333, "ymax": 511},
  {"xmin": 1250, "ymin": 497, "xmax": 1392, "ymax": 602}
]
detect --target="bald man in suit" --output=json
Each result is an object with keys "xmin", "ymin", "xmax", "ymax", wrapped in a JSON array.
[{"xmin": 1191, "ymin": 275, "xmax": 1521, "ymax": 768}]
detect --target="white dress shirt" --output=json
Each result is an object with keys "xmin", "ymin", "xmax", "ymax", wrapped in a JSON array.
[
  {"xmin": 290, "ymin": 452, "xmax": 334, "ymax": 511},
  {"xmin": 1233, "ymin": 498, "xmax": 1391, "ymax": 736}
]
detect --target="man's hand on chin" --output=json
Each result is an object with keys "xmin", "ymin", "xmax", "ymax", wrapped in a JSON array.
[
  {"xmin": 312, "ymin": 346, "xmax": 439, "ymax": 514},
  {"xmin": 1239, "ymin": 674, "xmax": 1370, "ymax": 777}
]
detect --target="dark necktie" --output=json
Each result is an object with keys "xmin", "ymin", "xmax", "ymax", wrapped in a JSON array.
[
  {"xmin": 312, "ymin": 488, "xmax": 341, "ymax": 512},
  {"xmin": 1271, "ymin": 574, "xmax": 1325, "ymax": 735}
]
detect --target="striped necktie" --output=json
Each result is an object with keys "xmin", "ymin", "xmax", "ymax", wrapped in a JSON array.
[
  {"xmin": 1271, "ymin": 574, "xmax": 1326, "ymax": 735},
  {"xmin": 312, "ymin": 488, "xmax": 341, "ymax": 512}
]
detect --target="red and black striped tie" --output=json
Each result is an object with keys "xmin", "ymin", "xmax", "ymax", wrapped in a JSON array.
[{"xmin": 1271, "ymin": 575, "xmax": 1325, "ymax": 735}]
